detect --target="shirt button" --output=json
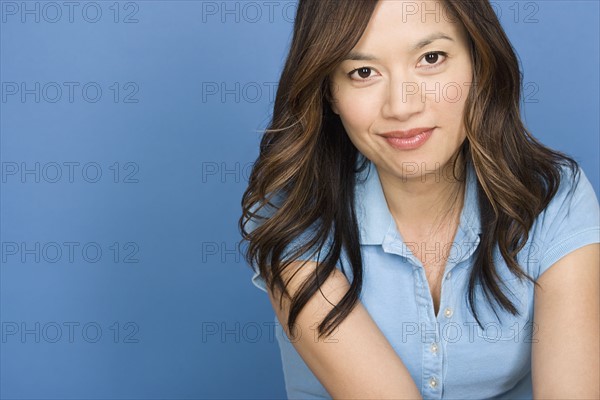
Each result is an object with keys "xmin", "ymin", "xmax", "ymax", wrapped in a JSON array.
[
  {"xmin": 429, "ymin": 377, "xmax": 438, "ymax": 388},
  {"xmin": 430, "ymin": 342, "xmax": 438, "ymax": 353},
  {"xmin": 445, "ymin": 271, "xmax": 452, "ymax": 280},
  {"xmin": 444, "ymin": 307, "xmax": 453, "ymax": 318}
]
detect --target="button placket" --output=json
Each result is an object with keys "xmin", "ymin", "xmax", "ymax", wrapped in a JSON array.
[{"xmin": 415, "ymin": 269, "xmax": 443, "ymax": 399}]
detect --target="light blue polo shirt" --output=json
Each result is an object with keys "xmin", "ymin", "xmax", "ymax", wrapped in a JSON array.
[{"xmin": 248, "ymin": 157, "xmax": 600, "ymax": 399}]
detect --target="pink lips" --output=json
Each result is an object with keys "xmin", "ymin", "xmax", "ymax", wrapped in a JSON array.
[{"xmin": 379, "ymin": 127, "xmax": 435, "ymax": 150}]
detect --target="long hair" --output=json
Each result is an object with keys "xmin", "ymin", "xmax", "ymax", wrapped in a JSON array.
[{"xmin": 239, "ymin": 0, "xmax": 578, "ymax": 339}]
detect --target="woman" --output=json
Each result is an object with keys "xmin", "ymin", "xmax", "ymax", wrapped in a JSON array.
[{"xmin": 240, "ymin": 1, "xmax": 600, "ymax": 398}]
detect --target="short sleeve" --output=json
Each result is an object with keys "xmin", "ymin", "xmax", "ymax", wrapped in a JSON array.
[
  {"xmin": 244, "ymin": 194, "xmax": 333, "ymax": 294},
  {"xmin": 249, "ymin": 228, "xmax": 332, "ymax": 293},
  {"xmin": 535, "ymin": 165, "xmax": 600, "ymax": 280}
]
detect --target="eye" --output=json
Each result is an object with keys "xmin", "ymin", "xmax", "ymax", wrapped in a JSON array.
[
  {"xmin": 418, "ymin": 51, "xmax": 448, "ymax": 70},
  {"xmin": 347, "ymin": 67, "xmax": 380, "ymax": 82}
]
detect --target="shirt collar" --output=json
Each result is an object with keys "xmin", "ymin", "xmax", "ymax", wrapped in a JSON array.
[{"xmin": 354, "ymin": 157, "xmax": 482, "ymax": 246}]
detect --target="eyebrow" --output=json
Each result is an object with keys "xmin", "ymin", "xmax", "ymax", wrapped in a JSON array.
[{"xmin": 342, "ymin": 32, "xmax": 455, "ymax": 61}]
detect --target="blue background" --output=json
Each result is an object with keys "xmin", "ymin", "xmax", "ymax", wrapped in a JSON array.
[{"xmin": 0, "ymin": 1, "xmax": 598, "ymax": 398}]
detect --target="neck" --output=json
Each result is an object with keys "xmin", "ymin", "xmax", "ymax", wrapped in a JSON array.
[{"xmin": 377, "ymin": 155, "xmax": 466, "ymax": 237}]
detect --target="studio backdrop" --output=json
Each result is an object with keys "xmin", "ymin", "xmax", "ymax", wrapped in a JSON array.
[{"xmin": 1, "ymin": 1, "xmax": 598, "ymax": 399}]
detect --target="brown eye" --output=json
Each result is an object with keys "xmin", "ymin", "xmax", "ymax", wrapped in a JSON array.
[
  {"xmin": 424, "ymin": 53, "xmax": 439, "ymax": 64},
  {"xmin": 347, "ymin": 66, "xmax": 380, "ymax": 81},
  {"xmin": 357, "ymin": 68, "xmax": 372, "ymax": 78},
  {"xmin": 419, "ymin": 51, "xmax": 448, "ymax": 70}
]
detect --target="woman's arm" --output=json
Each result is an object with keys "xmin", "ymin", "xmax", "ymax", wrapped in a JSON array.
[
  {"xmin": 266, "ymin": 261, "xmax": 423, "ymax": 399},
  {"xmin": 532, "ymin": 243, "xmax": 600, "ymax": 399}
]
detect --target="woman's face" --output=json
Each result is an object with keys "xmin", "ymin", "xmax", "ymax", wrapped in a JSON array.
[{"xmin": 329, "ymin": 0, "xmax": 473, "ymax": 182}]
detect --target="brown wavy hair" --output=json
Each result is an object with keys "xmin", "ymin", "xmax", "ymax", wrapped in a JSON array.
[{"xmin": 239, "ymin": 0, "xmax": 579, "ymax": 339}]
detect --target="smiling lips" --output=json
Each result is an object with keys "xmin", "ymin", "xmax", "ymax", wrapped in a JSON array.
[{"xmin": 379, "ymin": 127, "xmax": 435, "ymax": 150}]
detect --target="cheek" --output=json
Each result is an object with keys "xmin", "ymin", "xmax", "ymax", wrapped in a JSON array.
[
  {"xmin": 442, "ymin": 96, "xmax": 466, "ymax": 126},
  {"xmin": 436, "ymin": 75, "xmax": 471, "ymax": 135},
  {"xmin": 430, "ymin": 100, "xmax": 467, "ymax": 145},
  {"xmin": 443, "ymin": 83, "xmax": 465, "ymax": 107},
  {"xmin": 335, "ymin": 89, "xmax": 381, "ymax": 135}
]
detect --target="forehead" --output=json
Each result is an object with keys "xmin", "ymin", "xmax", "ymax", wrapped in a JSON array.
[{"xmin": 353, "ymin": 0, "xmax": 467, "ymax": 53}]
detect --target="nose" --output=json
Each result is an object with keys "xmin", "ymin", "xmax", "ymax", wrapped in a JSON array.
[{"xmin": 381, "ymin": 76, "xmax": 425, "ymax": 121}]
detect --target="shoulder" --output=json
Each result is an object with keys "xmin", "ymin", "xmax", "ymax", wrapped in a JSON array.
[
  {"xmin": 244, "ymin": 190, "xmax": 339, "ymax": 292},
  {"xmin": 537, "ymin": 163, "xmax": 598, "ymax": 232},
  {"xmin": 243, "ymin": 190, "xmax": 287, "ymax": 233},
  {"xmin": 547, "ymin": 163, "xmax": 594, "ymax": 209},
  {"xmin": 532, "ymin": 163, "xmax": 600, "ymax": 280}
]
